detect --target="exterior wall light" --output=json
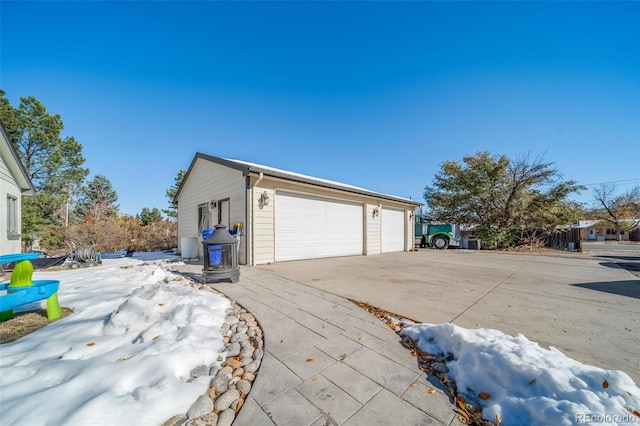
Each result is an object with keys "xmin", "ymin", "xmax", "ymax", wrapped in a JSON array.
[{"xmin": 259, "ymin": 191, "xmax": 270, "ymax": 208}]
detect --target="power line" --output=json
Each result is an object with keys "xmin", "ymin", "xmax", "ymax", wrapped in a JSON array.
[{"xmin": 581, "ymin": 178, "xmax": 640, "ymax": 187}]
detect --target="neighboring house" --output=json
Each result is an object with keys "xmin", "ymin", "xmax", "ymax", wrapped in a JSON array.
[
  {"xmin": 0, "ymin": 122, "xmax": 35, "ymax": 255},
  {"xmin": 572, "ymin": 219, "xmax": 639, "ymax": 241},
  {"xmin": 572, "ymin": 220, "xmax": 600, "ymax": 241},
  {"xmin": 175, "ymin": 153, "xmax": 421, "ymax": 265}
]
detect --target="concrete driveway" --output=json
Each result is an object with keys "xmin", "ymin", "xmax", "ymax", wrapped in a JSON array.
[{"xmin": 260, "ymin": 249, "xmax": 640, "ymax": 384}]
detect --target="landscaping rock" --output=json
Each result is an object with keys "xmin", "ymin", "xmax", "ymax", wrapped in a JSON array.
[
  {"xmin": 243, "ymin": 359, "xmax": 261, "ymax": 374},
  {"xmin": 168, "ymin": 288, "xmax": 263, "ymax": 423},
  {"xmin": 240, "ymin": 346, "xmax": 254, "ymax": 359},
  {"xmin": 236, "ymin": 379, "xmax": 251, "ymax": 396},
  {"xmin": 186, "ymin": 413, "xmax": 218, "ymax": 426},
  {"xmin": 230, "ymin": 333, "xmax": 246, "ymax": 343},
  {"xmin": 210, "ymin": 375, "xmax": 228, "ymax": 395},
  {"xmin": 216, "ymin": 366, "xmax": 233, "ymax": 379},
  {"xmin": 226, "ymin": 342, "xmax": 241, "ymax": 357},
  {"xmin": 238, "ymin": 313, "xmax": 254, "ymax": 322},
  {"xmin": 222, "ymin": 358, "xmax": 242, "ymax": 369},
  {"xmin": 214, "ymin": 389, "xmax": 240, "ymax": 412},
  {"xmin": 253, "ymin": 348, "xmax": 264, "ymax": 361},
  {"xmin": 217, "ymin": 409, "xmax": 235, "ymax": 426},
  {"xmin": 161, "ymin": 414, "xmax": 187, "ymax": 426},
  {"xmin": 187, "ymin": 395, "xmax": 213, "ymax": 419}
]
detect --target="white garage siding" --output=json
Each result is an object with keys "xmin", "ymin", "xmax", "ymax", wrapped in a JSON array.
[
  {"xmin": 176, "ymin": 159, "xmax": 247, "ymax": 261},
  {"xmin": 176, "ymin": 154, "xmax": 421, "ymax": 265},
  {"xmin": 275, "ymin": 191, "xmax": 363, "ymax": 262},
  {"xmin": 381, "ymin": 208, "xmax": 405, "ymax": 253}
]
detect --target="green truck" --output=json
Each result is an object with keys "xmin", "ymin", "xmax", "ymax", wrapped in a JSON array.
[{"xmin": 414, "ymin": 213, "xmax": 461, "ymax": 249}]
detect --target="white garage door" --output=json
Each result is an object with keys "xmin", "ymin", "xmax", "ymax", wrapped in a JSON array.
[
  {"xmin": 275, "ymin": 192, "xmax": 363, "ymax": 262},
  {"xmin": 381, "ymin": 208, "xmax": 405, "ymax": 253}
]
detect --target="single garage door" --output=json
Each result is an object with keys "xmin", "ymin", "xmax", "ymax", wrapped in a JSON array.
[
  {"xmin": 381, "ymin": 208, "xmax": 405, "ymax": 253},
  {"xmin": 275, "ymin": 192, "xmax": 363, "ymax": 261}
]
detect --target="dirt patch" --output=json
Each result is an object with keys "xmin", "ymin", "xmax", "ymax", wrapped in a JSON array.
[
  {"xmin": 0, "ymin": 307, "xmax": 73, "ymax": 344},
  {"xmin": 488, "ymin": 246, "xmax": 593, "ymax": 259}
]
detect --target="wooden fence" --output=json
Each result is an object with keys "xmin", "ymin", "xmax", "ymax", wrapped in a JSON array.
[{"xmin": 544, "ymin": 228, "xmax": 582, "ymax": 252}]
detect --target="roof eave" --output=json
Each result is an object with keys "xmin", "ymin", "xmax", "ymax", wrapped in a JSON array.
[
  {"xmin": 0, "ymin": 122, "xmax": 36, "ymax": 195},
  {"xmin": 246, "ymin": 169, "xmax": 421, "ymax": 206},
  {"xmin": 176, "ymin": 152, "xmax": 422, "ymax": 208}
]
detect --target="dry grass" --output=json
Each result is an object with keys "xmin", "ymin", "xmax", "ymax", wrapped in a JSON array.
[{"xmin": 0, "ymin": 307, "xmax": 73, "ymax": 344}]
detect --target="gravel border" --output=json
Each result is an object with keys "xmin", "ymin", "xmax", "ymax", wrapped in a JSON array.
[{"xmin": 162, "ymin": 280, "xmax": 264, "ymax": 426}]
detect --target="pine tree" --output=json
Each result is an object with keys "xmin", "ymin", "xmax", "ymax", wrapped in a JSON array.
[
  {"xmin": 163, "ymin": 169, "xmax": 185, "ymax": 219},
  {"xmin": 0, "ymin": 90, "xmax": 89, "ymax": 240},
  {"xmin": 75, "ymin": 175, "xmax": 119, "ymax": 224},
  {"xmin": 139, "ymin": 207, "xmax": 163, "ymax": 226}
]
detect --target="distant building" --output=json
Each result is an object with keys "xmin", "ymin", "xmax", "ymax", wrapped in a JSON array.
[{"xmin": 572, "ymin": 219, "xmax": 639, "ymax": 241}]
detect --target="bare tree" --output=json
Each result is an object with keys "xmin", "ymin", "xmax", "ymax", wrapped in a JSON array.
[{"xmin": 592, "ymin": 184, "xmax": 640, "ymax": 240}]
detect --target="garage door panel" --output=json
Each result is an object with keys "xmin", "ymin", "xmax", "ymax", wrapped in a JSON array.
[
  {"xmin": 275, "ymin": 192, "xmax": 363, "ymax": 261},
  {"xmin": 382, "ymin": 208, "xmax": 405, "ymax": 253}
]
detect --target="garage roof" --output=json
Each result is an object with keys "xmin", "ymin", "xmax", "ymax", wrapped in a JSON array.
[{"xmin": 177, "ymin": 152, "xmax": 421, "ymax": 207}]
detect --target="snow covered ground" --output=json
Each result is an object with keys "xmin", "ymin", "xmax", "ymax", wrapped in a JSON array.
[
  {"xmin": 0, "ymin": 255, "xmax": 230, "ymax": 426},
  {"xmin": 401, "ymin": 323, "xmax": 640, "ymax": 425},
  {"xmin": 2, "ymin": 253, "xmax": 639, "ymax": 425}
]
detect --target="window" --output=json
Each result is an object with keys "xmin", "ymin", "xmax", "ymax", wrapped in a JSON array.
[
  {"xmin": 198, "ymin": 203, "xmax": 210, "ymax": 235},
  {"xmin": 7, "ymin": 195, "xmax": 19, "ymax": 239}
]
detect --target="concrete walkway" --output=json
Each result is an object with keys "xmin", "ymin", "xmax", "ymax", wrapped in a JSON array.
[
  {"xmin": 175, "ymin": 264, "xmax": 460, "ymax": 426},
  {"xmin": 261, "ymin": 250, "xmax": 640, "ymax": 383}
]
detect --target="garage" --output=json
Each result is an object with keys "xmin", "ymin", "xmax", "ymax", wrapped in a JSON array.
[
  {"xmin": 275, "ymin": 191, "xmax": 363, "ymax": 261},
  {"xmin": 381, "ymin": 208, "xmax": 405, "ymax": 253},
  {"xmin": 176, "ymin": 153, "xmax": 421, "ymax": 265}
]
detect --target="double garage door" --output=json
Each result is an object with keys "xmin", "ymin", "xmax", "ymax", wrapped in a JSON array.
[{"xmin": 275, "ymin": 192, "xmax": 405, "ymax": 262}]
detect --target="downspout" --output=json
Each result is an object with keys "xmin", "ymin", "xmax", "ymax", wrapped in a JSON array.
[
  {"xmin": 251, "ymin": 172, "xmax": 264, "ymax": 266},
  {"xmin": 245, "ymin": 175, "xmax": 250, "ymax": 266}
]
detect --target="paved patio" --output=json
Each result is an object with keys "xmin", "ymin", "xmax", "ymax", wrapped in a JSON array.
[{"xmin": 174, "ymin": 263, "xmax": 461, "ymax": 426}]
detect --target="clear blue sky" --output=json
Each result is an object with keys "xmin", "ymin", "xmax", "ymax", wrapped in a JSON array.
[{"xmin": 2, "ymin": 1, "xmax": 639, "ymax": 216}]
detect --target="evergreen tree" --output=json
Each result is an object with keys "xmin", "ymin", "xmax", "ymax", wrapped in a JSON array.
[
  {"xmin": 163, "ymin": 169, "xmax": 185, "ymax": 219},
  {"xmin": 75, "ymin": 174, "xmax": 119, "ymax": 223},
  {"xmin": 0, "ymin": 89, "xmax": 20, "ymax": 143},
  {"xmin": 139, "ymin": 207, "xmax": 163, "ymax": 226},
  {"xmin": 424, "ymin": 151, "xmax": 584, "ymax": 248},
  {"xmin": 0, "ymin": 90, "xmax": 89, "ymax": 240}
]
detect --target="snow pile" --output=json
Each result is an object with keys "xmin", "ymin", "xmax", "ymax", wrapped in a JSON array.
[
  {"xmin": 0, "ymin": 258, "xmax": 230, "ymax": 426},
  {"xmin": 401, "ymin": 323, "xmax": 640, "ymax": 425}
]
